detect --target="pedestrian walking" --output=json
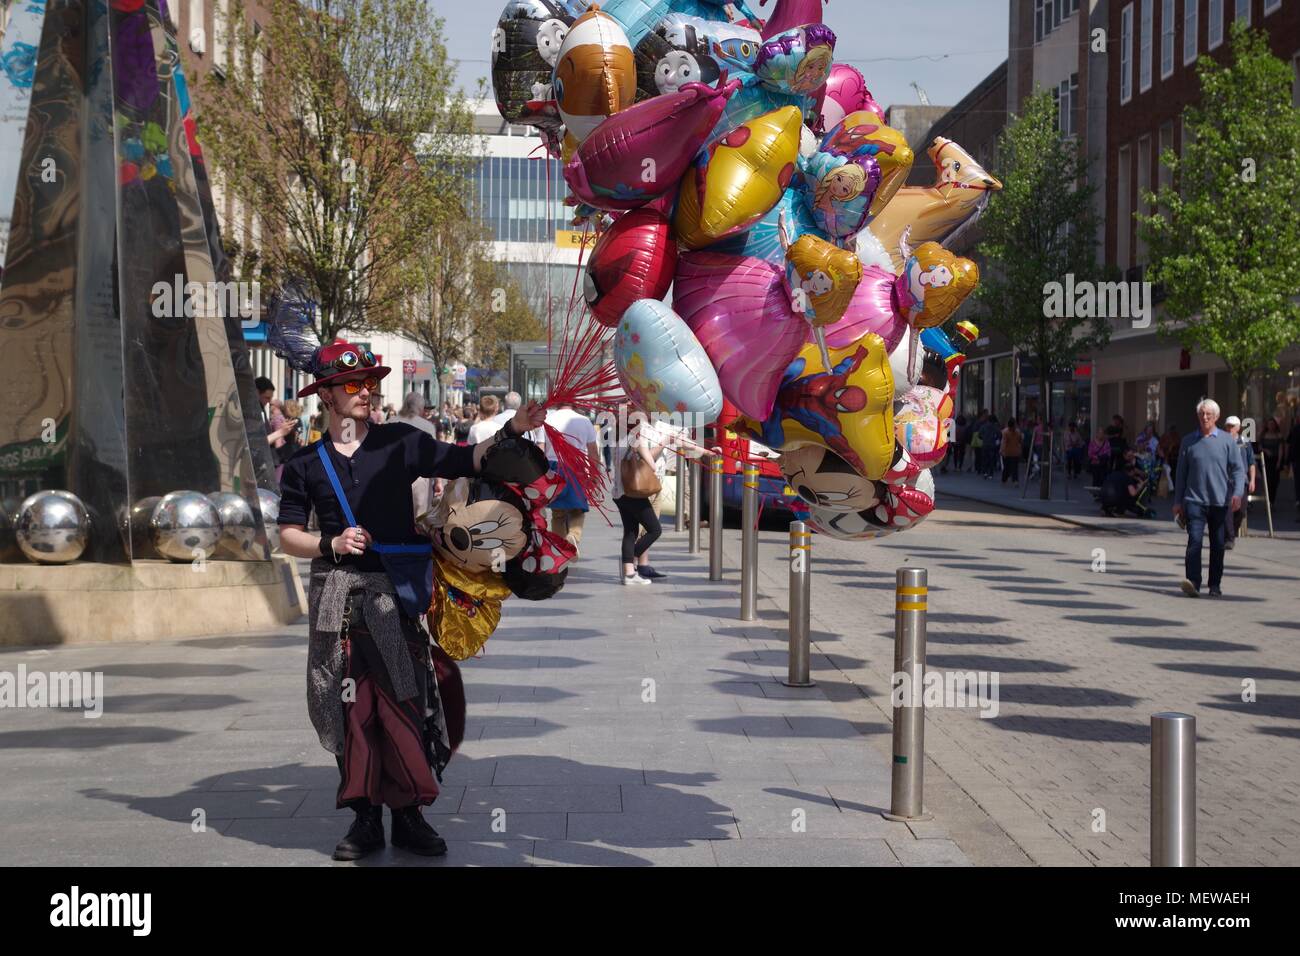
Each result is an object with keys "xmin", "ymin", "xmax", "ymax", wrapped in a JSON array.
[
  {"xmin": 1000, "ymin": 417, "xmax": 1023, "ymax": 484},
  {"xmin": 1173, "ymin": 399, "xmax": 1244, "ymax": 598},
  {"xmin": 545, "ymin": 403, "xmax": 601, "ymax": 558},
  {"xmin": 1223, "ymin": 415, "xmax": 1256, "ymax": 549},
  {"xmin": 1064, "ymin": 421, "xmax": 1085, "ymax": 478},
  {"xmin": 952, "ymin": 414, "xmax": 970, "ymax": 472},
  {"xmin": 276, "ymin": 340, "xmax": 546, "ymax": 861},
  {"xmin": 611, "ymin": 419, "xmax": 670, "ymax": 586},
  {"xmin": 1259, "ymin": 417, "xmax": 1283, "ymax": 505}
]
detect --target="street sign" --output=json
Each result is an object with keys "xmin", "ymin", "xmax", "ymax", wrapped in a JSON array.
[{"xmin": 402, "ymin": 359, "xmax": 416, "ymax": 375}]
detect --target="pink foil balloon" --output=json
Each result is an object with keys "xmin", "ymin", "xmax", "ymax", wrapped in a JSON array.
[
  {"xmin": 819, "ymin": 64, "xmax": 883, "ymax": 133},
  {"xmin": 564, "ymin": 77, "xmax": 741, "ymax": 212},
  {"xmin": 818, "ymin": 265, "xmax": 910, "ymax": 351},
  {"xmin": 673, "ymin": 251, "xmax": 807, "ymax": 421}
]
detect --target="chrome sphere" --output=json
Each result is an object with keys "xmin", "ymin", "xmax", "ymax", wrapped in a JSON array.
[
  {"xmin": 150, "ymin": 491, "xmax": 221, "ymax": 562},
  {"xmin": 15, "ymin": 490, "xmax": 90, "ymax": 564},
  {"xmin": 256, "ymin": 488, "xmax": 281, "ymax": 553},
  {"xmin": 208, "ymin": 492, "xmax": 259, "ymax": 559}
]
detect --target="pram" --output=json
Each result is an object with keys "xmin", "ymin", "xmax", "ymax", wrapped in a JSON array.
[{"xmin": 1095, "ymin": 453, "xmax": 1160, "ymax": 518}]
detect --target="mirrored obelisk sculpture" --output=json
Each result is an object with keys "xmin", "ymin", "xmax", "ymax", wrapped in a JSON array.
[{"xmin": 0, "ymin": 0, "xmax": 277, "ymax": 565}]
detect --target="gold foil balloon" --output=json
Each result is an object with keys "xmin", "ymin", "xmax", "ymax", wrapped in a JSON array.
[
  {"xmin": 785, "ymin": 232, "xmax": 863, "ymax": 328},
  {"xmin": 554, "ymin": 7, "xmax": 637, "ymax": 160},
  {"xmin": 897, "ymin": 241, "xmax": 979, "ymax": 330},
  {"xmin": 867, "ymin": 137, "xmax": 1002, "ymax": 273},
  {"xmin": 429, "ymin": 557, "xmax": 513, "ymax": 662},
  {"xmin": 818, "ymin": 111, "xmax": 914, "ymax": 218},
  {"xmin": 673, "ymin": 105, "xmax": 803, "ymax": 250}
]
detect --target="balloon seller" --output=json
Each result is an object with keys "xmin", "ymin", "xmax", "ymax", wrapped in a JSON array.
[{"xmin": 274, "ymin": 334, "xmax": 546, "ymax": 861}]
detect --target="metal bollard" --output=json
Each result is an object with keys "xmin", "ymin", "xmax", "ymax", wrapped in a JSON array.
[
  {"xmin": 783, "ymin": 521, "xmax": 814, "ymax": 687},
  {"xmin": 739, "ymin": 463, "xmax": 759, "ymax": 621},
  {"xmin": 688, "ymin": 457, "xmax": 701, "ymax": 554},
  {"xmin": 709, "ymin": 456, "xmax": 724, "ymax": 581},
  {"xmin": 681, "ymin": 452, "xmax": 691, "ymax": 535},
  {"xmin": 883, "ymin": 567, "xmax": 932, "ymax": 822},
  {"xmin": 1151, "ymin": 712, "xmax": 1196, "ymax": 866}
]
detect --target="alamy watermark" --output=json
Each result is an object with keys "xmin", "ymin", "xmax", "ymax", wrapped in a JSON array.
[
  {"xmin": 0, "ymin": 666, "xmax": 104, "ymax": 718},
  {"xmin": 891, "ymin": 669, "xmax": 1000, "ymax": 719},
  {"xmin": 151, "ymin": 275, "xmax": 262, "ymax": 329},
  {"xmin": 1043, "ymin": 273, "xmax": 1152, "ymax": 329}
]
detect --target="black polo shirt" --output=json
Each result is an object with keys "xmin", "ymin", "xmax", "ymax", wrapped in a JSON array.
[{"xmin": 277, "ymin": 422, "xmax": 476, "ymax": 572}]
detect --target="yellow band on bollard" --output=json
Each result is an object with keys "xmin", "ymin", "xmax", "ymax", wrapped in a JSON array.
[
  {"xmin": 895, "ymin": 601, "xmax": 927, "ymax": 611},
  {"xmin": 897, "ymin": 587, "xmax": 928, "ymax": 596}
]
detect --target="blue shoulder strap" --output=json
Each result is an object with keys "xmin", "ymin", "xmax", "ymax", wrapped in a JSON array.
[{"xmin": 315, "ymin": 440, "xmax": 430, "ymax": 557}]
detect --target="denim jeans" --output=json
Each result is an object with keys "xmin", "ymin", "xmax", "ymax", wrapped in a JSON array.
[{"xmin": 1183, "ymin": 501, "xmax": 1227, "ymax": 590}]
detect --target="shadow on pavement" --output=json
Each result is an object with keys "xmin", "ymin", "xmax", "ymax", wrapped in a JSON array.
[
  {"xmin": 986, "ymin": 715, "xmax": 1147, "ymax": 742},
  {"xmin": 1113, "ymin": 636, "xmax": 1258, "ymax": 653}
]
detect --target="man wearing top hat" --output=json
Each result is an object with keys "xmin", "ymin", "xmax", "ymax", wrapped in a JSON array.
[{"xmin": 276, "ymin": 340, "xmax": 545, "ymax": 861}]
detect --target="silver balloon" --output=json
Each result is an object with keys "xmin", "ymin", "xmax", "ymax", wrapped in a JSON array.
[
  {"xmin": 127, "ymin": 496, "xmax": 162, "ymax": 559},
  {"xmin": 150, "ymin": 491, "xmax": 222, "ymax": 562},
  {"xmin": 257, "ymin": 488, "xmax": 281, "ymax": 553},
  {"xmin": 15, "ymin": 490, "xmax": 90, "ymax": 564},
  {"xmin": 208, "ymin": 492, "xmax": 259, "ymax": 559}
]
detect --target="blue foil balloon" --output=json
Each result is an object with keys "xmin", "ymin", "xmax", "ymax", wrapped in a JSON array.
[{"xmin": 614, "ymin": 299, "xmax": 723, "ymax": 420}]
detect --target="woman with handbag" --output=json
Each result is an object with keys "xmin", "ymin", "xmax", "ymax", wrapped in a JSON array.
[{"xmin": 613, "ymin": 420, "xmax": 668, "ymax": 586}]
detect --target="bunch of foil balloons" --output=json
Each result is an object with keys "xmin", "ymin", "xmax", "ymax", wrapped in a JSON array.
[{"xmin": 490, "ymin": 0, "xmax": 1002, "ymax": 539}]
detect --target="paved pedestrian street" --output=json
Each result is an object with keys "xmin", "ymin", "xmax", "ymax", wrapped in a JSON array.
[{"xmin": 1, "ymin": 492, "xmax": 1295, "ymax": 866}]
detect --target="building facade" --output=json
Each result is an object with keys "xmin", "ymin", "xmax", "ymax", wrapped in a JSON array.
[{"xmin": 1101, "ymin": 0, "xmax": 1300, "ymax": 439}]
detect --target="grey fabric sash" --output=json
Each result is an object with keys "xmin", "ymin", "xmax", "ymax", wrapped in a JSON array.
[{"xmin": 305, "ymin": 558, "xmax": 421, "ymax": 755}]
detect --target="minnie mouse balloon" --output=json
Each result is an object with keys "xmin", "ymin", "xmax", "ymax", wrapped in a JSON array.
[{"xmin": 614, "ymin": 299, "xmax": 723, "ymax": 419}]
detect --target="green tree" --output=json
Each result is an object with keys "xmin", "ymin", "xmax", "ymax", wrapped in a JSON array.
[
  {"xmin": 196, "ymin": 0, "xmax": 480, "ymax": 342},
  {"xmin": 1138, "ymin": 21, "xmax": 1300, "ymax": 413},
  {"xmin": 972, "ymin": 88, "xmax": 1111, "ymax": 496},
  {"xmin": 400, "ymin": 210, "xmax": 543, "ymax": 407}
]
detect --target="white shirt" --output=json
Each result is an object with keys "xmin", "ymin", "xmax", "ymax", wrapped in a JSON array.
[
  {"xmin": 467, "ymin": 417, "xmax": 504, "ymax": 445},
  {"xmin": 544, "ymin": 408, "xmax": 598, "ymax": 459},
  {"xmin": 611, "ymin": 421, "xmax": 678, "ymax": 498},
  {"xmin": 490, "ymin": 407, "xmax": 545, "ymax": 445}
]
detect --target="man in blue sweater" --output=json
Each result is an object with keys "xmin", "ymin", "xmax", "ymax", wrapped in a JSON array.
[{"xmin": 1173, "ymin": 399, "xmax": 1244, "ymax": 597}]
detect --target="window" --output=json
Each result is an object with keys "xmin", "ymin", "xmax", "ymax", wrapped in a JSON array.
[
  {"xmin": 1184, "ymin": 0, "xmax": 1198, "ymax": 64},
  {"xmin": 1209, "ymin": 0, "xmax": 1224, "ymax": 49},
  {"xmin": 1117, "ymin": 145, "xmax": 1132, "ymax": 268},
  {"xmin": 1140, "ymin": 0, "xmax": 1153, "ymax": 92},
  {"xmin": 1235, "ymin": 0, "xmax": 1250, "ymax": 24},
  {"xmin": 252, "ymin": 24, "xmax": 265, "ymax": 107},
  {"xmin": 1035, "ymin": 0, "xmax": 1080, "ymax": 42},
  {"xmin": 1121, "ymin": 4, "xmax": 1134, "ymax": 102},
  {"xmin": 188, "ymin": 0, "xmax": 206, "ymax": 55},
  {"xmin": 213, "ymin": 0, "xmax": 227, "ymax": 73},
  {"xmin": 1053, "ymin": 73, "xmax": 1080, "ymax": 136},
  {"xmin": 1158, "ymin": 121, "xmax": 1174, "ymax": 193},
  {"xmin": 1161, "ymin": 0, "xmax": 1175, "ymax": 78},
  {"xmin": 1137, "ymin": 135, "xmax": 1151, "ymax": 264},
  {"xmin": 1265, "ymin": 0, "xmax": 1282, "ymax": 15}
]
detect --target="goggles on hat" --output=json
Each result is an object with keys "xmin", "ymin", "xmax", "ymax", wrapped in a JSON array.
[{"xmin": 325, "ymin": 349, "xmax": 377, "ymax": 374}]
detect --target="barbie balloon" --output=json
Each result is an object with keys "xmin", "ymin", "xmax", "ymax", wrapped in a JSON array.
[
  {"xmin": 554, "ymin": 7, "xmax": 637, "ymax": 159},
  {"xmin": 754, "ymin": 25, "xmax": 836, "ymax": 97},
  {"xmin": 584, "ymin": 206, "xmax": 677, "ymax": 327},
  {"xmin": 491, "ymin": 1, "xmax": 585, "ymax": 127},
  {"xmin": 614, "ymin": 299, "xmax": 724, "ymax": 419},
  {"xmin": 867, "ymin": 137, "xmax": 1003, "ymax": 272},
  {"xmin": 564, "ymin": 76, "xmax": 740, "ymax": 211},
  {"xmin": 673, "ymin": 251, "xmax": 809, "ymax": 421},
  {"xmin": 674, "ymin": 105, "xmax": 803, "ymax": 249},
  {"xmin": 733, "ymin": 337, "xmax": 896, "ymax": 480},
  {"xmin": 811, "ymin": 112, "xmax": 912, "ymax": 226}
]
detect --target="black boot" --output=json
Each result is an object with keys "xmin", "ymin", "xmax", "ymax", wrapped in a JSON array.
[
  {"xmin": 332, "ymin": 803, "xmax": 385, "ymax": 861},
  {"xmin": 390, "ymin": 805, "xmax": 448, "ymax": 857}
]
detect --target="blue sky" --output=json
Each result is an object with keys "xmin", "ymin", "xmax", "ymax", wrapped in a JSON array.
[{"xmin": 432, "ymin": 0, "xmax": 1011, "ymax": 111}]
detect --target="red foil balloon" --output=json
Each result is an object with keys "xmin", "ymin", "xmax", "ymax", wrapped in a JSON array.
[{"xmin": 584, "ymin": 207, "xmax": 677, "ymax": 327}]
